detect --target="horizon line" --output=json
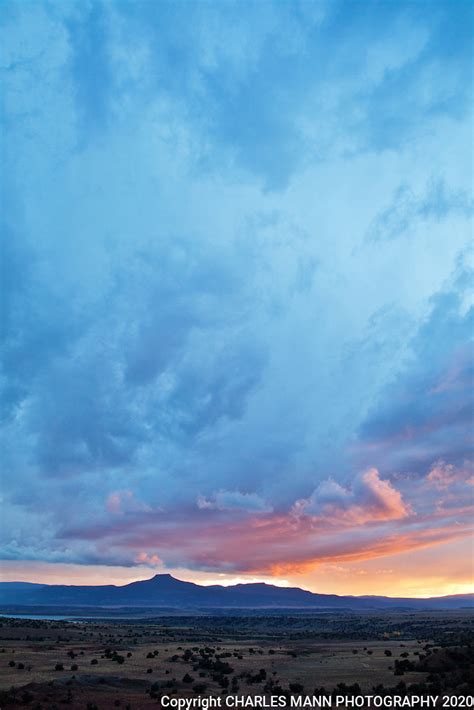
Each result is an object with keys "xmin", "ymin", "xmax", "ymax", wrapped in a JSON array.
[{"xmin": 2, "ymin": 572, "xmax": 473, "ymax": 601}]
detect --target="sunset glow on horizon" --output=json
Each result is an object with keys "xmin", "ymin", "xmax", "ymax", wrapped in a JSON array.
[
  {"xmin": 1, "ymin": 0, "xmax": 473, "ymax": 598},
  {"xmin": 1, "ymin": 532, "xmax": 473, "ymax": 600}
]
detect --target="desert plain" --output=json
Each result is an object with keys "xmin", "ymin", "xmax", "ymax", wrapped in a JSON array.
[{"xmin": 0, "ymin": 610, "xmax": 472, "ymax": 709}]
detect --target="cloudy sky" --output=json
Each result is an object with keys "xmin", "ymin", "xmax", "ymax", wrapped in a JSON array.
[{"xmin": 1, "ymin": 0, "xmax": 473, "ymax": 597}]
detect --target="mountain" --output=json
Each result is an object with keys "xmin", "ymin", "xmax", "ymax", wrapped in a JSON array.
[{"xmin": 0, "ymin": 574, "xmax": 472, "ymax": 611}]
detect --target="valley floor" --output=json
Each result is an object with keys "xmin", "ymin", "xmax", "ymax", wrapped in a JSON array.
[{"xmin": 0, "ymin": 611, "xmax": 472, "ymax": 709}]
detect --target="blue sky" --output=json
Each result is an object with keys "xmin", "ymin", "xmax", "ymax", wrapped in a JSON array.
[{"xmin": 1, "ymin": 0, "xmax": 473, "ymax": 595}]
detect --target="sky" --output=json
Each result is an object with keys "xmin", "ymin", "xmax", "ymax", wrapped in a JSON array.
[{"xmin": 0, "ymin": 0, "xmax": 473, "ymax": 598}]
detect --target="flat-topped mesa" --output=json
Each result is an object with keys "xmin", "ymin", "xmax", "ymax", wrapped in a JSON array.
[{"xmin": 144, "ymin": 573, "xmax": 177, "ymax": 584}]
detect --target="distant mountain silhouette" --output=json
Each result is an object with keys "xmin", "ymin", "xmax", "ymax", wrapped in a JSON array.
[{"xmin": 0, "ymin": 574, "xmax": 472, "ymax": 610}]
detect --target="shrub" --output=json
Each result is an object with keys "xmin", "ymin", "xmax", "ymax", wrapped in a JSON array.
[
  {"xmin": 394, "ymin": 659, "xmax": 415, "ymax": 675},
  {"xmin": 289, "ymin": 683, "xmax": 304, "ymax": 693}
]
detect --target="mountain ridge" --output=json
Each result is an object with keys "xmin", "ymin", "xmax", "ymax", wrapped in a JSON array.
[{"xmin": 0, "ymin": 574, "xmax": 472, "ymax": 610}]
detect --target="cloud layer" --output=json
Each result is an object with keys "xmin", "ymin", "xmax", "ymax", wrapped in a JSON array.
[{"xmin": 1, "ymin": 0, "xmax": 472, "ymax": 590}]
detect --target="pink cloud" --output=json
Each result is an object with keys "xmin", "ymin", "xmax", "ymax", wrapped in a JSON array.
[
  {"xmin": 106, "ymin": 491, "xmax": 126, "ymax": 514},
  {"xmin": 136, "ymin": 551, "xmax": 162, "ymax": 565},
  {"xmin": 106, "ymin": 490, "xmax": 152, "ymax": 515},
  {"xmin": 426, "ymin": 460, "xmax": 474, "ymax": 490},
  {"xmin": 59, "ymin": 467, "xmax": 472, "ymax": 576},
  {"xmin": 293, "ymin": 468, "xmax": 410, "ymax": 524},
  {"xmin": 98, "ymin": 508, "xmax": 471, "ymax": 575}
]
